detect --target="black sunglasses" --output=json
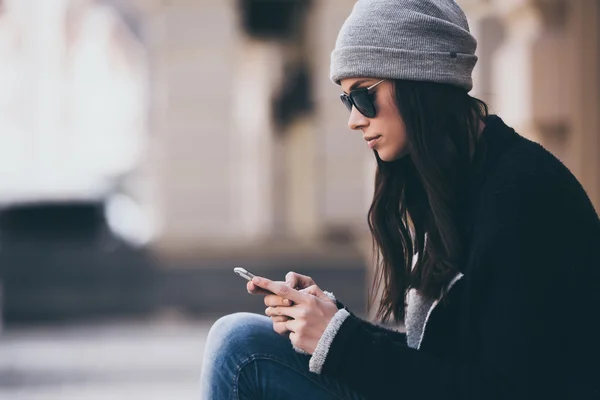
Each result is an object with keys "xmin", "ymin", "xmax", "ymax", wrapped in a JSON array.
[{"xmin": 340, "ymin": 79, "xmax": 385, "ymax": 118}]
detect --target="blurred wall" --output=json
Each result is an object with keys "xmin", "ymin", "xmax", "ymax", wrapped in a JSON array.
[
  {"xmin": 2, "ymin": 0, "xmax": 598, "ymax": 257},
  {"xmin": 461, "ymin": 0, "xmax": 600, "ymax": 212},
  {"xmin": 135, "ymin": 0, "xmax": 599, "ymax": 258},
  {"xmin": 130, "ymin": 0, "xmax": 367, "ymax": 256}
]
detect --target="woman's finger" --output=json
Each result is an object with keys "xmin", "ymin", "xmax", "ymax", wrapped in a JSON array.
[
  {"xmin": 266, "ymin": 306, "xmax": 303, "ymax": 319},
  {"xmin": 264, "ymin": 294, "xmax": 293, "ymax": 307},
  {"xmin": 300, "ymin": 285, "xmax": 320, "ymax": 296},
  {"xmin": 252, "ymin": 277, "xmax": 308, "ymax": 304},
  {"xmin": 273, "ymin": 321, "xmax": 289, "ymax": 336},
  {"xmin": 299, "ymin": 285, "xmax": 331, "ymax": 302},
  {"xmin": 247, "ymin": 281, "xmax": 273, "ymax": 295},
  {"xmin": 270, "ymin": 315, "xmax": 291, "ymax": 323},
  {"xmin": 284, "ymin": 272, "xmax": 301, "ymax": 288},
  {"xmin": 285, "ymin": 272, "xmax": 315, "ymax": 289}
]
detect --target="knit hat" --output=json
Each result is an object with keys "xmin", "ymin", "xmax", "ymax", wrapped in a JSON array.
[{"xmin": 330, "ymin": 0, "xmax": 478, "ymax": 91}]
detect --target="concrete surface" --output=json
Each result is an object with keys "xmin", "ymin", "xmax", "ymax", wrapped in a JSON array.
[{"xmin": 0, "ymin": 317, "xmax": 216, "ymax": 400}]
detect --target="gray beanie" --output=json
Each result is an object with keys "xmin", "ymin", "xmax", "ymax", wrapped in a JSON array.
[{"xmin": 330, "ymin": 0, "xmax": 478, "ymax": 91}]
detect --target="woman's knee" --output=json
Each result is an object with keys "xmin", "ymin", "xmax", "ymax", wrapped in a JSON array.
[{"xmin": 205, "ymin": 312, "xmax": 273, "ymax": 357}]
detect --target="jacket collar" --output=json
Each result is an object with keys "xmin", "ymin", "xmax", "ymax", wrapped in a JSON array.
[{"xmin": 469, "ymin": 114, "xmax": 520, "ymax": 196}]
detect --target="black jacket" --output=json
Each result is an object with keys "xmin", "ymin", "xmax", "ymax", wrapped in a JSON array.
[{"xmin": 328, "ymin": 115, "xmax": 600, "ymax": 400}]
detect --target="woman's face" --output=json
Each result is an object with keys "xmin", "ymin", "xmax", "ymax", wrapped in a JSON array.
[{"xmin": 340, "ymin": 78, "xmax": 408, "ymax": 161}]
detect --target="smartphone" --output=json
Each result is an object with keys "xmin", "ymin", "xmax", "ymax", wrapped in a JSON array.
[
  {"xmin": 235, "ymin": 267, "xmax": 293, "ymax": 303},
  {"xmin": 233, "ymin": 266, "xmax": 256, "ymax": 281}
]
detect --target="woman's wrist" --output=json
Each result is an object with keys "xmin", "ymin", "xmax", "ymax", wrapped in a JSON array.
[{"xmin": 308, "ymin": 308, "xmax": 351, "ymax": 374}]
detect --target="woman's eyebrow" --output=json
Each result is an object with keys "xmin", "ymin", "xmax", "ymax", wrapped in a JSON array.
[{"xmin": 343, "ymin": 79, "xmax": 372, "ymax": 94}]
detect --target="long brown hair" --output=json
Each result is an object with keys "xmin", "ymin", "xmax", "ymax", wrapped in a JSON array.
[{"xmin": 368, "ymin": 79, "xmax": 488, "ymax": 323}]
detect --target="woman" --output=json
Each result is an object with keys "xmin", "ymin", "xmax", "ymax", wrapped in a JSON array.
[{"xmin": 200, "ymin": 1, "xmax": 600, "ymax": 399}]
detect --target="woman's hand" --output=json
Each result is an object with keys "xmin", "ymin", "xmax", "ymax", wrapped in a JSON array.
[
  {"xmin": 247, "ymin": 271, "xmax": 321, "ymax": 328},
  {"xmin": 252, "ymin": 276, "xmax": 339, "ymax": 355},
  {"xmin": 262, "ymin": 277, "xmax": 335, "ymax": 328},
  {"xmin": 248, "ymin": 271, "xmax": 331, "ymax": 335},
  {"xmin": 246, "ymin": 271, "xmax": 315, "ymax": 295}
]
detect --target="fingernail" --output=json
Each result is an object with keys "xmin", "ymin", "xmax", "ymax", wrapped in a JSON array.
[
  {"xmin": 284, "ymin": 299, "xmax": 291, "ymax": 305},
  {"xmin": 252, "ymin": 277, "xmax": 261, "ymax": 284}
]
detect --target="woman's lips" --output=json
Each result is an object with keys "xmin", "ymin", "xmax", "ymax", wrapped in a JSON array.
[{"xmin": 365, "ymin": 135, "xmax": 382, "ymax": 149}]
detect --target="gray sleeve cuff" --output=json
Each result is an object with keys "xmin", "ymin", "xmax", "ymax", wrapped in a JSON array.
[
  {"xmin": 323, "ymin": 291, "xmax": 336, "ymax": 302},
  {"xmin": 308, "ymin": 308, "xmax": 351, "ymax": 374}
]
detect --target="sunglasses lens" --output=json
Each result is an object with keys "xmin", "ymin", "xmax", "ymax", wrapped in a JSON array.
[
  {"xmin": 351, "ymin": 91, "xmax": 376, "ymax": 118},
  {"xmin": 340, "ymin": 94, "xmax": 353, "ymax": 112}
]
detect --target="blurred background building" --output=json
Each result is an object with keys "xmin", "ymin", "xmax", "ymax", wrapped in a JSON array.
[{"xmin": 0, "ymin": 0, "xmax": 598, "ymax": 398}]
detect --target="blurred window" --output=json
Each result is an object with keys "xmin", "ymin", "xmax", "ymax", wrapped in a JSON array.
[{"xmin": 0, "ymin": 0, "xmax": 148, "ymax": 205}]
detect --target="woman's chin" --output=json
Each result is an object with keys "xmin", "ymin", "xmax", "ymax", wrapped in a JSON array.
[{"xmin": 376, "ymin": 148, "xmax": 406, "ymax": 162}]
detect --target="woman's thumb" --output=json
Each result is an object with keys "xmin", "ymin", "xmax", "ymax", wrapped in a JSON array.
[{"xmin": 285, "ymin": 271, "xmax": 299, "ymax": 288}]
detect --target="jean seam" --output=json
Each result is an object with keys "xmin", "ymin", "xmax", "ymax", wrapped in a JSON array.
[{"xmin": 232, "ymin": 352, "xmax": 353, "ymax": 400}]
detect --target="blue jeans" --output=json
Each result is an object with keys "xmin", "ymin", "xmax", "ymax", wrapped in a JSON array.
[{"xmin": 199, "ymin": 312, "xmax": 364, "ymax": 400}]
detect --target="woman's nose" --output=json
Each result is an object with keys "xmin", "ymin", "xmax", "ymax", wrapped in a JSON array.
[{"xmin": 348, "ymin": 107, "xmax": 369, "ymax": 131}]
